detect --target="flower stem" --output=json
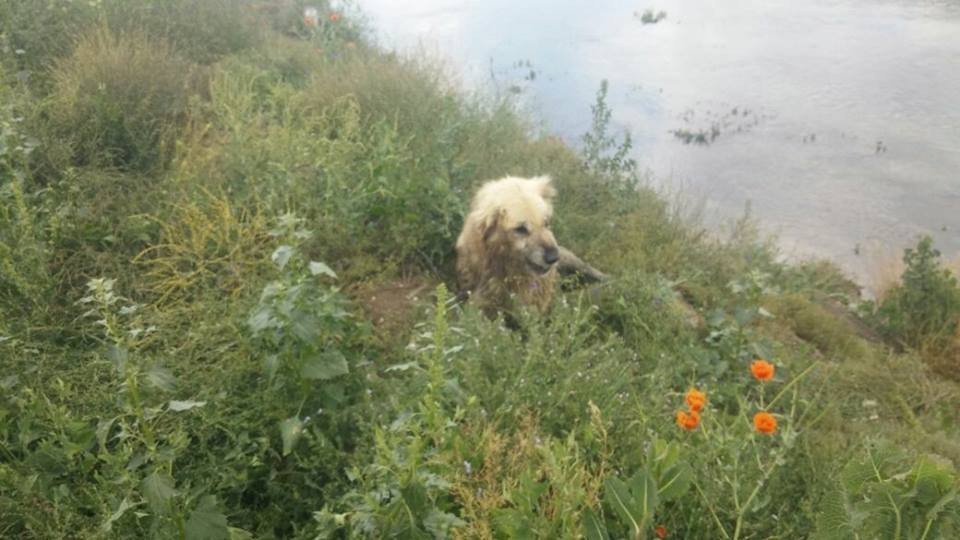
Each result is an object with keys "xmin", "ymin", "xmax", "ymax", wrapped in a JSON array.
[
  {"xmin": 694, "ymin": 481, "xmax": 730, "ymax": 539},
  {"xmin": 766, "ymin": 360, "xmax": 819, "ymax": 410}
]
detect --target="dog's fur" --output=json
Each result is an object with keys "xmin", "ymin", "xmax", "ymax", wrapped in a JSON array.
[{"xmin": 456, "ymin": 175, "xmax": 606, "ymax": 317}]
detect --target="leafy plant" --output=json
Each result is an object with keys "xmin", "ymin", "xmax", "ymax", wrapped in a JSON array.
[
  {"xmin": 246, "ymin": 215, "xmax": 357, "ymax": 455},
  {"xmin": 872, "ymin": 236, "xmax": 960, "ymax": 350},
  {"xmin": 581, "ymin": 80, "xmax": 638, "ymax": 189},
  {"xmin": 77, "ymin": 277, "xmax": 237, "ymax": 538},
  {"xmin": 816, "ymin": 441, "xmax": 959, "ymax": 539},
  {"xmin": 591, "ymin": 439, "xmax": 692, "ymax": 540},
  {"xmin": 315, "ymin": 285, "xmax": 467, "ymax": 538}
]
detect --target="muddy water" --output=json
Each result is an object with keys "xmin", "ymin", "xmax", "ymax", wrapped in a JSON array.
[{"xmin": 358, "ymin": 0, "xmax": 960, "ymax": 287}]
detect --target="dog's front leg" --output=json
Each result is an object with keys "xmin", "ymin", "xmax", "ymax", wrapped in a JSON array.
[{"xmin": 556, "ymin": 246, "xmax": 607, "ymax": 284}]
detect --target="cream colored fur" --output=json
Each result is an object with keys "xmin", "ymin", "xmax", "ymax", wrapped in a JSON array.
[{"xmin": 456, "ymin": 176, "xmax": 561, "ymax": 316}]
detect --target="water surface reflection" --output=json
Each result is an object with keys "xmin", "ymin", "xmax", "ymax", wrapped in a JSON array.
[{"xmin": 359, "ymin": 0, "xmax": 960, "ymax": 285}]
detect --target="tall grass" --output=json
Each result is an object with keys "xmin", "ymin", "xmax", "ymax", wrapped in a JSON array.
[{"xmin": 42, "ymin": 29, "xmax": 196, "ymax": 173}]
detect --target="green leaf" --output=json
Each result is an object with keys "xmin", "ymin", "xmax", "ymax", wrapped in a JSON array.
[
  {"xmin": 385, "ymin": 361, "xmax": 420, "ymax": 372},
  {"xmin": 263, "ymin": 354, "xmax": 280, "ymax": 382},
  {"xmin": 246, "ymin": 307, "xmax": 276, "ymax": 334},
  {"xmin": 107, "ymin": 345, "xmax": 129, "ymax": 372},
  {"xmin": 290, "ymin": 312, "xmax": 321, "ymax": 343},
  {"xmin": 491, "ymin": 508, "xmax": 534, "ymax": 539},
  {"xmin": 309, "ymin": 261, "xmax": 337, "ymax": 278},
  {"xmin": 185, "ymin": 495, "xmax": 229, "ymax": 540},
  {"xmin": 423, "ymin": 509, "xmax": 466, "ymax": 537},
  {"xmin": 925, "ymin": 487, "xmax": 958, "ymax": 526},
  {"xmin": 913, "ymin": 455, "xmax": 955, "ymax": 505},
  {"xmin": 734, "ymin": 307, "xmax": 757, "ymax": 326},
  {"xmin": 95, "ymin": 417, "xmax": 116, "ymax": 450},
  {"xmin": 815, "ymin": 488, "xmax": 856, "ymax": 539},
  {"xmin": 280, "ymin": 416, "xmax": 304, "ymax": 456},
  {"xmin": 146, "ymin": 365, "xmax": 177, "ymax": 392},
  {"xmin": 604, "ymin": 477, "xmax": 641, "ymax": 536},
  {"xmin": 140, "ymin": 472, "xmax": 176, "ymax": 514},
  {"xmin": 169, "ymin": 400, "xmax": 207, "ymax": 412},
  {"xmin": 657, "ymin": 463, "xmax": 692, "ymax": 502},
  {"xmin": 582, "ymin": 508, "xmax": 610, "ymax": 540},
  {"xmin": 271, "ymin": 245, "xmax": 294, "ymax": 270},
  {"xmin": 648, "ymin": 438, "xmax": 679, "ymax": 472},
  {"xmin": 706, "ymin": 309, "xmax": 727, "ymax": 327},
  {"xmin": 102, "ymin": 497, "xmax": 139, "ymax": 532},
  {"xmin": 301, "ymin": 350, "xmax": 349, "ymax": 380},
  {"xmin": 227, "ymin": 527, "xmax": 254, "ymax": 540},
  {"xmin": 629, "ymin": 472, "xmax": 659, "ymax": 522},
  {"xmin": 400, "ymin": 482, "xmax": 429, "ymax": 516}
]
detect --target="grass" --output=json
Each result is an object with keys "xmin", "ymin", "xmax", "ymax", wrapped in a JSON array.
[{"xmin": 1, "ymin": 1, "xmax": 958, "ymax": 538}]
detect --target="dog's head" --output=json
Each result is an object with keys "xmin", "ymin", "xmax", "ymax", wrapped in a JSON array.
[{"xmin": 472, "ymin": 176, "xmax": 560, "ymax": 275}]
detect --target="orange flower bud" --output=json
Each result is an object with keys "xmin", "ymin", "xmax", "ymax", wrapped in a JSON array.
[
  {"xmin": 750, "ymin": 359, "xmax": 775, "ymax": 381},
  {"xmin": 753, "ymin": 411, "xmax": 777, "ymax": 434},
  {"xmin": 676, "ymin": 409, "xmax": 700, "ymax": 431},
  {"xmin": 655, "ymin": 525, "xmax": 668, "ymax": 538},
  {"xmin": 329, "ymin": 12, "xmax": 341, "ymax": 22},
  {"xmin": 685, "ymin": 388, "xmax": 707, "ymax": 412}
]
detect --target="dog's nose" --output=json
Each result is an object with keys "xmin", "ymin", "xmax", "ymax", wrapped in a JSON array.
[{"xmin": 544, "ymin": 246, "xmax": 559, "ymax": 265}]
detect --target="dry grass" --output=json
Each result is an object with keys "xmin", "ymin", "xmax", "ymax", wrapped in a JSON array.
[
  {"xmin": 948, "ymin": 255, "xmax": 960, "ymax": 279},
  {"xmin": 864, "ymin": 244, "xmax": 906, "ymax": 301},
  {"xmin": 134, "ymin": 189, "xmax": 272, "ymax": 305}
]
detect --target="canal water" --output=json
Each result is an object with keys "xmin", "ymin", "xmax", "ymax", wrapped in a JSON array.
[{"xmin": 357, "ymin": 0, "xmax": 960, "ymax": 288}]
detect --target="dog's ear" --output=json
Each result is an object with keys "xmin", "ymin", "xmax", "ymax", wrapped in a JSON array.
[
  {"xmin": 534, "ymin": 175, "xmax": 557, "ymax": 201},
  {"xmin": 479, "ymin": 207, "xmax": 502, "ymax": 242}
]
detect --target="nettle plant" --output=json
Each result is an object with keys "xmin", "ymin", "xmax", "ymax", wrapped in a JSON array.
[
  {"xmin": 246, "ymin": 213, "xmax": 355, "ymax": 456},
  {"xmin": 78, "ymin": 278, "xmax": 232, "ymax": 538},
  {"xmin": 313, "ymin": 285, "xmax": 467, "ymax": 538}
]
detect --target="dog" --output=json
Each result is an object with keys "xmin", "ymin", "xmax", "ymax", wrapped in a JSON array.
[{"xmin": 455, "ymin": 175, "xmax": 606, "ymax": 318}]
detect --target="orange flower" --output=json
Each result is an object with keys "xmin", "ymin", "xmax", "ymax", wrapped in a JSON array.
[
  {"xmin": 329, "ymin": 12, "xmax": 341, "ymax": 22},
  {"xmin": 655, "ymin": 525, "xmax": 668, "ymax": 538},
  {"xmin": 753, "ymin": 411, "xmax": 777, "ymax": 434},
  {"xmin": 676, "ymin": 409, "xmax": 700, "ymax": 431},
  {"xmin": 750, "ymin": 359, "xmax": 775, "ymax": 381},
  {"xmin": 685, "ymin": 388, "xmax": 707, "ymax": 412}
]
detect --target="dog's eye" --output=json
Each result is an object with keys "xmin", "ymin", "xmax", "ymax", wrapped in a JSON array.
[{"xmin": 514, "ymin": 224, "xmax": 529, "ymax": 236}]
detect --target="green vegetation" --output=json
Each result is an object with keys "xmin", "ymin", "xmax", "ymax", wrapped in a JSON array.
[
  {"xmin": 862, "ymin": 236, "xmax": 960, "ymax": 377},
  {"xmin": 1, "ymin": 1, "xmax": 958, "ymax": 538}
]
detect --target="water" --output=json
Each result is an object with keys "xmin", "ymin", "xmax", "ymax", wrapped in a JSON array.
[{"xmin": 357, "ymin": 0, "xmax": 960, "ymax": 287}]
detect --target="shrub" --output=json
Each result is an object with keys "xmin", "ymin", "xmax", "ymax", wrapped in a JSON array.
[
  {"xmin": 43, "ymin": 29, "xmax": 197, "ymax": 173},
  {"xmin": 182, "ymin": 59, "xmax": 469, "ymax": 274},
  {"xmin": 871, "ymin": 236, "xmax": 960, "ymax": 352}
]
